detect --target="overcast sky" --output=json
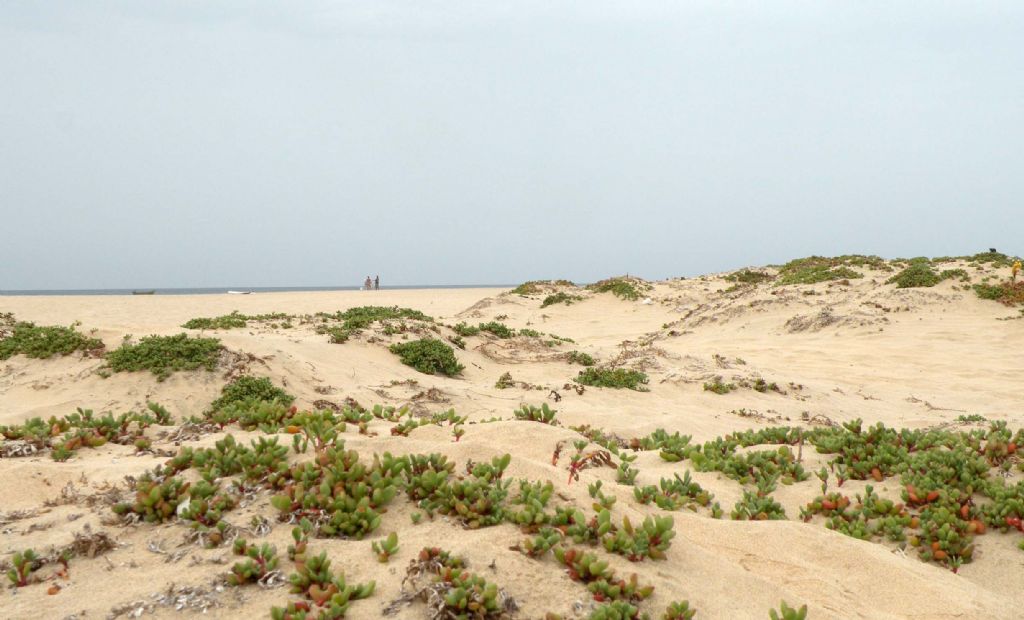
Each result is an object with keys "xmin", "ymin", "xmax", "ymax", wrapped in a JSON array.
[{"xmin": 1, "ymin": 2, "xmax": 1021, "ymax": 289}]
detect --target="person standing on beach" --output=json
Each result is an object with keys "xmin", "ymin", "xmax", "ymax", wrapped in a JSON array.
[
  {"xmin": 374, "ymin": 275, "xmax": 380, "ymax": 290},
  {"xmin": 364, "ymin": 276, "xmax": 372, "ymax": 290}
]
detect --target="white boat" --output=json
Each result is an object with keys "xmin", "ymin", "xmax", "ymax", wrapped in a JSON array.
[{"xmin": 227, "ymin": 290, "xmax": 253, "ymax": 295}]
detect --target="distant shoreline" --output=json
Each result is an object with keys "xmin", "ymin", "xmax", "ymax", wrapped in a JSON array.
[{"xmin": 0, "ymin": 284, "xmax": 515, "ymax": 297}]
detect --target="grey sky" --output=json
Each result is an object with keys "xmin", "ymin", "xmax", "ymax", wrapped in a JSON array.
[{"xmin": 2, "ymin": 2, "xmax": 1021, "ymax": 289}]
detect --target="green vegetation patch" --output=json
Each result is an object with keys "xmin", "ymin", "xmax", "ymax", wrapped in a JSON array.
[
  {"xmin": 575, "ymin": 367, "xmax": 649, "ymax": 391},
  {"xmin": 182, "ymin": 310, "xmax": 291, "ymax": 330},
  {"xmin": 315, "ymin": 306, "xmax": 433, "ymax": 343},
  {"xmin": 105, "ymin": 333, "xmax": 222, "ymax": 380},
  {"xmin": 0, "ymin": 320, "xmax": 104, "ymax": 361},
  {"xmin": 389, "ymin": 338, "xmax": 464, "ymax": 376},
  {"xmin": 208, "ymin": 376, "xmax": 295, "ymax": 414},
  {"xmin": 724, "ymin": 269, "xmax": 774, "ymax": 285},
  {"xmin": 775, "ymin": 256, "xmax": 867, "ymax": 285},
  {"xmin": 887, "ymin": 261, "xmax": 971, "ymax": 288},
  {"xmin": 586, "ymin": 277, "xmax": 651, "ymax": 301},
  {"xmin": 566, "ymin": 350, "xmax": 596, "ymax": 366},
  {"xmin": 887, "ymin": 262, "xmax": 942, "ymax": 288},
  {"xmin": 541, "ymin": 292, "xmax": 584, "ymax": 308},
  {"xmin": 974, "ymin": 281, "xmax": 1024, "ymax": 306},
  {"xmin": 511, "ymin": 279, "xmax": 575, "ymax": 295}
]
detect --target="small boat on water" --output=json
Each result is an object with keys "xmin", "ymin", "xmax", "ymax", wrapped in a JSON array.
[
  {"xmin": 131, "ymin": 290, "xmax": 155, "ymax": 295},
  {"xmin": 227, "ymin": 290, "xmax": 253, "ymax": 295}
]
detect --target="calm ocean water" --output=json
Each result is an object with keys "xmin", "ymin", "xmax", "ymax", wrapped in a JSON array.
[{"xmin": 0, "ymin": 284, "xmax": 512, "ymax": 296}]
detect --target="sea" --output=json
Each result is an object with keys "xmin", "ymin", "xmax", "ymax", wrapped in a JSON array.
[{"xmin": 0, "ymin": 284, "xmax": 512, "ymax": 296}]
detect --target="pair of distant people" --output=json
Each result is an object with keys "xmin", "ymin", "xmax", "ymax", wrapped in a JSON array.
[{"xmin": 364, "ymin": 275, "xmax": 380, "ymax": 290}]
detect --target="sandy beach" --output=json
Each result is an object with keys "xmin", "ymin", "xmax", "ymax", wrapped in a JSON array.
[{"xmin": 2, "ymin": 258, "xmax": 1023, "ymax": 619}]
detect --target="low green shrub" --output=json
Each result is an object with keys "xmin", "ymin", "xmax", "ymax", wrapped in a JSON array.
[
  {"xmin": 587, "ymin": 277, "xmax": 649, "ymax": 301},
  {"xmin": 725, "ymin": 269, "xmax": 774, "ymax": 285},
  {"xmin": 576, "ymin": 368, "xmax": 649, "ymax": 391},
  {"xmin": 105, "ymin": 333, "xmax": 221, "ymax": 380},
  {"xmin": 887, "ymin": 262, "xmax": 942, "ymax": 288},
  {"xmin": 389, "ymin": 339, "xmax": 464, "ymax": 376},
  {"xmin": 703, "ymin": 379, "xmax": 735, "ymax": 394},
  {"xmin": 542, "ymin": 292, "xmax": 584, "ymax": 308},
  {"xmin": 183, "ymin": 311, "xmax": 293, "ymax": 330},
  {"xmin": 974, "ymin": 281, "xmax": 1024, "ymax": 305},
  {"xmin": 208, "ymin": 376, "xmax": 295, "ymax": 414},
  {"xmin": 567, "ymin": 350, "xmax": 596, "ymax": 366},
  {"xmin": 0, "ymin": 321, "xmax": 104, "ymax": 360},
  {"xmin": 776, "ymin": 257, "xmax": 864, "ymax": 285}
]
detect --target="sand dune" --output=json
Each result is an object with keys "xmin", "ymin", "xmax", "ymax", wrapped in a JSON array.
[{"xmin": 2, "ymin": 260, "xmax": 1023, "ymax": 619}]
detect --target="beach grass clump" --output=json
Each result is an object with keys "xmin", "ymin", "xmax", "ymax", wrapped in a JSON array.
[
  {"xmin": 575, "ymin": 367, "xmax": 649, "ymax": 391},
  {"xmin": 973, "ymin": 281, "xmax": 1024, "ymax": 305},
  {"xmin": 775, "ymin": 256, "xmax": 864, "ymax": 286},
  {"xmin": 0, "ymin": 321, "xmax": 104, "ymax": 361},
  {"xmin": 541, "ymin": 292, "xmax": 584, "ymax": 308},
  {"xmin": 207, "ymin": 376, "xmax": 295, "ymax": 415},
  {"xmin": 724, "ymin": 269, "xmax": 774, "ymax": 285},
  {"xmin": 105, "ymin": 333, "xmax": 222, "ymax": 380},
  {"xmin": 389, "ymin": 338, "xmax": 464, "ymax": 376},
  {"xmin": 587, "ymin": 277, "xmax": 650, "ymax": 301}
]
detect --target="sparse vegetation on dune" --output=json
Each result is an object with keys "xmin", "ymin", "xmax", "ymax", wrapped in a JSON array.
[
  {"xmin": 389, "ymin": 338, "xmax": 464, "ymax": 376},
  {"xmin": 104, "ymin": 333, "xmax": 222, "ymax": 380},
  {"xmin": 724, "ymin": 269, "xmax": 774, "ymax": 285},
  {"xmin": 0, "ymin": 318, "xmax": 104, "ymax": 360},
  {"xmin": 541, "ymin": 291, "xmax": 584, "ymax": 307},
  {"xmin": 315, "ymin": 305, "xmax": 433, "ymax": 343},
  {"xmin": 587, "ymin": 277, "xmax": 651, "ymax": 301},
  {"xmin": 511, "ymin": 280, "xmax": 576, "ymax": 295},
  {"xmin": 886, "ymin": 260, "xmax": 970, "ymax": 288},
  {"xmin": 774, "ymin": 256, "xmax": 869, "ymax": 285},
  {"xmin": 9, "ymin": 252, "xmax": 1024, "ymax": 619},
  {"xmin": 576, "ymin": 367, "xmax": 649, "ymax": 391},
  {"xmin": 183, "ymin": 310, "xmax": 292, "ymax": 330}
]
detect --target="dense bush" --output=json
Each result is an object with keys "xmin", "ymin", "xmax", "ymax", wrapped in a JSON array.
[
  {"xmin": 575, "ymin": 367, "xmax": 649, "ymax": 391},
  {"xmin": 389, "ymin": 338, "xmax": 464, "ymax": 376},
  {"xmin": 0, "ymin": 322, "xmax": 104, "ymax": 360},
  {"xmin": 105, "ymin": 333, "xmax": 222, "ymax": 380}
]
